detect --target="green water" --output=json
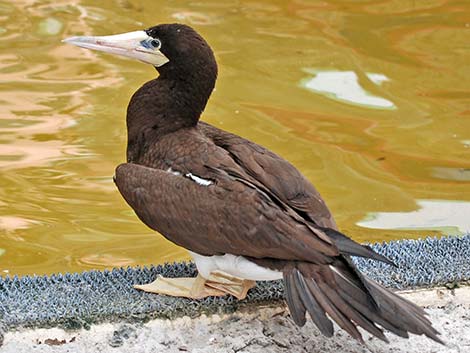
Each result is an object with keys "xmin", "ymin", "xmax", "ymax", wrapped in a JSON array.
[{"xmin": 0, "ymin": 0, "xmax": 469, "ymax": 276}]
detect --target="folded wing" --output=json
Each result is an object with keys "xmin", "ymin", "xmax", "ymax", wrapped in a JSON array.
[{"xmin": 114, "ymin": 162, "xmax": 338, "ymax": 264}]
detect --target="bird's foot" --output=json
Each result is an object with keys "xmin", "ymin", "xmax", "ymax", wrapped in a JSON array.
[
  {"xmin": 134, "ymin": 273, "xmax": 225, "ymax": 299},
  {"xmin": 134, "ymin": 271, "xmax": 256, "ymax": 300},
  {"xmin": 205, "ymin": 271, "xmax": 256, "ymax": 300}
]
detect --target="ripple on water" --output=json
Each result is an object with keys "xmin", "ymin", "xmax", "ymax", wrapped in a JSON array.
[{"xmin": 0, "ymin": 0, "xmax": 469, "ymax": 276}]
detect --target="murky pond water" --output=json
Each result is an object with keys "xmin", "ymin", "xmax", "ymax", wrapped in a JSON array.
[{"xmin": 0, "ymin": 0, "xmax": 469, "ymax": 276}]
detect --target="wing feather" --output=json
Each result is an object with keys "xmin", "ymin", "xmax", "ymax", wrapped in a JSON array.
[
  {"xmin": 114, "ymin": 162, "xmax": 338, "ymax": 262},
  {"xmin": 198, "ymin": 122, "xmax": 336, "ymax": 229}
]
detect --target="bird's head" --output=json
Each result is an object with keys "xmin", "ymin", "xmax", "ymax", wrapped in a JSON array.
[
  {"xmin": 64, "ymin": 23, "xmax": 218, "ymax": 135},
  {"xmin": 64, "ymin": 23, "xmax": 217, "ymax": 79}
]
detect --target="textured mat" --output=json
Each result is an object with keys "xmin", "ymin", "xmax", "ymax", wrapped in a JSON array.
[{"xmin": 0, "ymin": 234, "xmax": 469, "ymax": 336}]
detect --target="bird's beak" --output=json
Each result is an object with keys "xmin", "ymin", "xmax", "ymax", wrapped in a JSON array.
[{"xmin": 63, "ymin": 30, "xmax": 169, "ymax": 67}]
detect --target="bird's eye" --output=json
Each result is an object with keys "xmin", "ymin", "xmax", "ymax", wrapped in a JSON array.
[
  {"xmin": 149, "ymin": 39, "xmax": 161, "ymax": 49},
  {"xmin": 141, "ymin": 38, "xmax": 161, "ymax": 50}
]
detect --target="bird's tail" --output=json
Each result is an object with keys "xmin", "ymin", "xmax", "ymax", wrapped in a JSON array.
[{"xmin": 283, "ymin": 257, "xmax": 443, "ymax": 344}]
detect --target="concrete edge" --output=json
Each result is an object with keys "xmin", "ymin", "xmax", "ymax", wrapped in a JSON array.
[
  {"xmin": 398, "ymin": 284, "xmax": 470, "ymax": 307},
  {"xmin": 2, "ymin": 284, "xmax": 470, "ymax": 353}
]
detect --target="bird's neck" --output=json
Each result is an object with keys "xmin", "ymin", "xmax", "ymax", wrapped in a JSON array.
[{"xmin": 126, "ymin": 70, "xmax": 216, "ymax": 162}]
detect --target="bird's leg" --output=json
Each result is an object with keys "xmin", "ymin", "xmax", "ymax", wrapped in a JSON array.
[
  {"xmin": 134, "ymin": 273, "xmax": 226, "ymax": 299},
  {"xmin": 134, "ymin": 271, "xmax": 256, "ymax": 300},
  {"xmin": 205, "ymin": 271, "xmax": 256, "ymax": 300}
]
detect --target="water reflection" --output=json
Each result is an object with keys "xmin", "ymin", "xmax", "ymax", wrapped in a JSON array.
[
  {"xmin": 301, "ymin": 70, "xmax": 396, "ymax": 109},
  {"xmin": 0, "ymin": 19, "xmax": 122, "ymax": 169},
  {"xmin": 432, "ymin": 167, "xmax": 470, "ymax": 182},
  {"xmin": 357, "ymin": 200, "xmax": 470, "ymax": 234},
  {"xmin": 172, "ymin": 11, "xmax": 220, "ymax": 25},
  {"xmin": 0, "ymin": 216, "xmax": 38, "ymax": 233}
]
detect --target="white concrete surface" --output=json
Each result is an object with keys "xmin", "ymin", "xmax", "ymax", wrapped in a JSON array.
[{"xmin": 2, "ymin": 286, "xmax": 470, "ymax": 353}]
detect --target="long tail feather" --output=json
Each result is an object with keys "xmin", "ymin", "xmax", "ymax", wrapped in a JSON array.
[
  {"xmin": 293, "ymin": 269, "xmax": 333, "ymax": 336},
  {"xmin": 282, "ymin": 258, "xmax": 443, "ymax": 344},
  {"xmin": 283, "ymin": 270, "xmax": 307, "ymax": 326},
  {"xmin": 322, "ymin": 228, "xmax": 396, "ymax": 266}
]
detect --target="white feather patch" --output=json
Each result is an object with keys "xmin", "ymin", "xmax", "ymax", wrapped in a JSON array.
[
  {"xmin": 185, "ymin": 173, "xmax": 213, "ymax": 186},
  {"xmin": 166, "ymin": 167, "xmax": 181, "ymax": 176},
  {"xmin": 190, "ymin": 252, "xmax": 282, "ymax": 281},
  {"xmin": 166, "ymin": 168, "xmax": 213, "ymax": 186}
]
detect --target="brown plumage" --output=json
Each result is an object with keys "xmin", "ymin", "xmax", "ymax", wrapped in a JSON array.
[{"xmin": 68, "ymin": 23, "xmax": 442, "ymax": 344}]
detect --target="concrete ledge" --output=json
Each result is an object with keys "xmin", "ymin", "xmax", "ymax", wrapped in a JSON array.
[
  {"xmin": 1, "ymin": 234, "xmax": 470, "ymax": 351},
  {"xmin": 2, "ymin": 286, "xmax": 469, "ymax": 353},
  {"xmin": 399, "ymin": 285, "xmax": 470, "ymax": 307}
]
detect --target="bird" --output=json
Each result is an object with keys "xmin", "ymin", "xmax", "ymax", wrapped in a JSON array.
[{"xmin": 64, "ymin": 23, "xmax": 442, "ymax": 344}]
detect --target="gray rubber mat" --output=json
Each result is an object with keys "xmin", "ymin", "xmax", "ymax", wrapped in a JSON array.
[{"xmin": 0, "ymin": 235, "xmax": 469, "ymax": 338}]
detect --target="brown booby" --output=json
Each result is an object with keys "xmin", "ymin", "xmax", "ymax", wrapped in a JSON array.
[{"xmin": 64, "ymin": 24, "xmax": 442, "ymax": 344}]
